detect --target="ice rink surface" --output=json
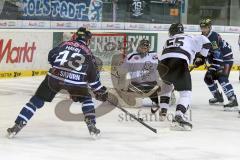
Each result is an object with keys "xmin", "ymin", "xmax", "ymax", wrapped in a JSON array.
[{"xmin": 0, "ymin": 71, "xmax": 240, "ymax": 160}]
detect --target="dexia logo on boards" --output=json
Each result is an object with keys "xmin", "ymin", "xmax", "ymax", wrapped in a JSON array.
[{"xmin": 0, "ymin": 39, "xmax": 37, "ymax": 63}]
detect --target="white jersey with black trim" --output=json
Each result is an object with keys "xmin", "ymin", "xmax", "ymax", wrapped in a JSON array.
[
  {"xmin": 159, "ymin": 34, "xmax": 211, "ymax": 65},
  {"xmin": 121, "ymin": 51, "xmax": 159, "ymax": 83}
]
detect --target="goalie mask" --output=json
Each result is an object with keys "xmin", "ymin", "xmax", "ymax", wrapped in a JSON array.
[{"xmin": 137, "ymin": 39, "xmax": 150, "ymax": 56}]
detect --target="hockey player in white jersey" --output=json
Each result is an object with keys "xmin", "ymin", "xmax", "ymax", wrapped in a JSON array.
[{"xmin": 158, "ymin": 23, "xmax": 211, "ymax": 130}]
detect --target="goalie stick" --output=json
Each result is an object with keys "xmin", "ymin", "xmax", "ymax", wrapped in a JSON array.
[{"xmin": 107, "ymin": 92, "xmax": 158, "ymax": 133}]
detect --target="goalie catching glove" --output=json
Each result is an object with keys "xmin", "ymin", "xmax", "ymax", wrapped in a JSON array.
[{"xmin": 94, "ymin": 86, "xmax": 108, "ymax": 102}]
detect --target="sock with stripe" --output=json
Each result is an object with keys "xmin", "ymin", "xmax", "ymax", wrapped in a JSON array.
[{"xmin": 15, "ymin": 96, "xmax": 44, "ymax": 125}]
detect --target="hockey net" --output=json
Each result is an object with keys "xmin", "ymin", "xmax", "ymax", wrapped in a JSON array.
[{"xmin": 90, "ymin": 33, "xmax": 127, "ymax": 68}]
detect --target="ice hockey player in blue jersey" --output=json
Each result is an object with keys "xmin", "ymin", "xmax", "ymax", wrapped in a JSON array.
[
  {"xmin": 200, "ymin": 18, "xmax": 238, "ymax": 110},
  {"xmin": 7, "ymin": 27, "xmax": 108, "ymax": 138}
]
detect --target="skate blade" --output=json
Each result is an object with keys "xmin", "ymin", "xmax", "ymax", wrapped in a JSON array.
[
  {"xmin": 90, "ymin": 132, "xmax": 101, "ymax": 140},
  {"xmin": 209, "ymin": 102, "xmax": 224, "ymax": 106},
  {"xmin": 159, "ymin": 115, "xmax": 167, "ymax": 121},
  {"xmin": 223, "ymin": 107, "xmax": 239, "ymax": 112},
  {"xmin": 6, "ymin": 132, "xmax": 16, "ymax": 139},
  {"xmin": 170, "ymin": 122, "xmax": 192, "ymax": 131}
]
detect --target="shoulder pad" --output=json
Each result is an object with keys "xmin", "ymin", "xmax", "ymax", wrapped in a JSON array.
[
  {"xmin": 127, "ymin": 53, "xmax": 140, "ymax": 61},
  {"xmin": 148, "ymin": 51, "xmax": 156, "ymax": 54}
]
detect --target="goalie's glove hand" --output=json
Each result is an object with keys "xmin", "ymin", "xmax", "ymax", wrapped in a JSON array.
[{"xmin": 94, "ymin": 86, "xmax": 108, "ymax": 102}]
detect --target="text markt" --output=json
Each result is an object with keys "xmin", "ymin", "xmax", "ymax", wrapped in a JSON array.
[{"xmin": 0, "ymin": 39, "xmax": 37, "ymax": 63}]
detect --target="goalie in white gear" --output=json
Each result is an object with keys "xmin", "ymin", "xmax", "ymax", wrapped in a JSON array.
[
  {"xmin": 115, "ymin": 39, "xmax": 163, "ymax": 109},
  {"xmin": 158, "ymin": 23, "xmax": 211, "ymax": 130}
]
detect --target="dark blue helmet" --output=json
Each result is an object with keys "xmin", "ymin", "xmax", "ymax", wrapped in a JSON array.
[{"xmin": 75, "ymin": 27, "xmax": 92, "ymax": 42}]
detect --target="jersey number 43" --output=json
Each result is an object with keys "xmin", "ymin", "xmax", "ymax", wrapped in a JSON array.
[{"xmin": 54, "ymin": 50, "xmax": 85, "ymax": 71}]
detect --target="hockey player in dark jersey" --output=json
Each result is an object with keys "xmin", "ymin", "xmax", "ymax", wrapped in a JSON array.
[
  {"xmin": 7, "ymin": 27, "xmax": 108, "ymax": 138},
  {"xmin": 200, "ymin": 18, "xmax": 238, "ymax": 110}
]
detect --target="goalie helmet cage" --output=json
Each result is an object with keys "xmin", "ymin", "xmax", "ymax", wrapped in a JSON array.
[{"xmin": 91, "ymin": 33, "xmax": 127, "ymax": 66}]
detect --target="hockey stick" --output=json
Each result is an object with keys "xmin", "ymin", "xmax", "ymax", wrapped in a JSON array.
[
  {"xmin": 107, "ymin": 92, "xmax": 158, "ymax": 133},
  {"xmin": 189, "ymin": 65, "xmax": 197, "ymax": 72},
  {"xmin": 115, "ymin": 104, "xmax": 157, "ymax": 133}
]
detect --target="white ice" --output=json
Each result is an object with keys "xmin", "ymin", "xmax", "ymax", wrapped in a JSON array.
[{"xmin": 0, "ymin": 71, "xmax": 240, "ymax": 160}]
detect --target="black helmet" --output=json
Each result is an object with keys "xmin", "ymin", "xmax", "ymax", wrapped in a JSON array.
[
  {"xmin": 169, "ymin": 23, "xmax": 184, "ymax": 36},
  {"xmin": 200, "ymin": 18, "xmax": 212, "ymax": 28},
  {"xmin": 75, "ymin": 27, "xmax": 92, "ymax": 42}
]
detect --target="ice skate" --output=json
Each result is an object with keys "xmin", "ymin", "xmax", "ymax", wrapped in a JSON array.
[
  {"xmin": 159, "ymin": 108, "xmax": 168, "ymax": 121},
  {"xmin": 7, "ymin": 121, "xmax": 26, "ymax": 138},
  {"xmin": 224, "ymin": 95, "xmax": 239, "ymax": 111},
  {"xmin": 209, "ymin": 91, "xmax": 224, "ymax": 105},
  {"xmin": 150, "ymin": 101, "xmax": 160, "ymax": 114},
  {"xmin": 85, "ymin": 118, "xmax": 101, "ymax": 138},
  {"xmin": 170, "ymin": 111, "xmax": 192, "ymax": 131}
]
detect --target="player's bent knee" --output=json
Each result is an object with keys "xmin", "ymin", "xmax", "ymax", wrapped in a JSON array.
[
  {"xmin": 218, "ymin": 76, "xmax": 228, "ymax": 84},
  {"xmin": 30, "ymin": 96, "xmax": 45, "ymax": 109},
  {"xmin": 204, "ymin": 74, "xmax": 213, "ymax": 85}
]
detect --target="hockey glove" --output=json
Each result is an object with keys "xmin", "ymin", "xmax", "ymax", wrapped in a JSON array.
[
  {"xmin": 193, "ymin": 53, "xmax": 205, "ymax": 68},
  {"xmin": 94, "ymin": 86, "xmax": 108, "ymax": 102}
]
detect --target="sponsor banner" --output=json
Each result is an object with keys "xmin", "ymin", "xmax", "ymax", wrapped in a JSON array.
[
  {"xmin": 224, "ymin": 26, "xmax": 240, "ymax": 33},
  {"xmin": 22, "ymin": 20, "xmax": 50, "ymax": 28},
  {"xmin": 125, "ymin": 23, "xmax": 150, "ymax": 30},
  {"xmin": 51, "ymin": 21, "xmax": 77, "ymax": 29},
  {"xmin": 0, "ymin": 70, "xmax": 48, "ymax": 79},
  {"xmin": 101, "ymin": 22, "xmax": 125, "ymax": 30},
  {"xmin": 212, "ymin": 25, "xmax": 225, "ymax": 32},
  {"xmin": 77, "ymin": 21, "xmax": 102, "ymax": 30},
  {"xmin": 184, "ymin": 25, "xmax": 199, "ymax": 32},
  {"xmin": 0, "ymin": 31, "xmax": 52, "ymax": 71},
  {"xmin": 21, "ymin": 0, "xmax": 103, "ymax": 22},
  {"xmin": 149, "ymin": 24, "xmax": 171, "ymax": 31},
  {"xmin": 0, "ymin": 20, "xmax": 22, "ymax": 28},
  {"xmin": 126, "ymin": 33, "xmax": 158, "ymax": 54}
]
